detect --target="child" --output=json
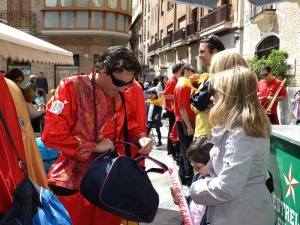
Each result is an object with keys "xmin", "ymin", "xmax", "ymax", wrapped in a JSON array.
[
  {"xmin": 146, "ymin": 90, "xmax": 163, "ymax": 146},
  {"xmin": 171, "ymin": 136, "xmax": 213, "ymax": 225}
]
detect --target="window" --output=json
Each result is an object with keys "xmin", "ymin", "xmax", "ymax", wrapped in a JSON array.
[
  {"xmin": 167, "ymin": 24, "xmax": 173, "ymax": 35},
  {"xmin": 61, "ymin": 11, "xmax": 74, "ymax": 28},
  {"xmin": 45, "ymin": 12, "xmax": 59, "ymax": 28},
  {"xmin": 45, "ymin": 0, "xmax": 57, "ymax": 7},
  {"xmin": 77, "ymin": 0, "xmax": 87, "ymax": 6},
  {"xmin": 167, "ymin": 2, "xmax": 173, "ymax": 10},
  {"xmin": 91, "ymin": 11, "xmax": 103, "ymax": 28},
  {"xmin": 93, "ymin": 0, "xmax": 104, "ymax": 7},
  {"xmin": 108, "ymin": 0, "xmax": 117, "ymax": 8},
  {"xmin": 121, "ymin": 0, "xmax": 127, "ymax": 10},
  {"xmin": 76, "ymin": 11, "xmax": 89, "ymax": 28},
  {"xmin": 257, "ymin": 36, "xmax": 280, "ymax": 59},
  {"xmin": 73, "ymin": 54, "xmax": 79, "ymax": 67},
  {"xmin": 178, "ymin": 16, "xmax": 186, "ymax": 29},
  {"xmin": 117, "ymin": 14, "xmax": 125, "ymax": 31},
  {"xmin": 61, "ymin": 0, "xmax": 72, "ymax": 7},
  {"xmin": 106, "ymin": 12, "xmax": 116, "ymax": 29},
  {"xmin": 124, "ymin": 16, "xmax": 129, "ymax": 31},
  {"xmin": 161, "ymin": 0, "xmax": 164, "ymax": 15}
]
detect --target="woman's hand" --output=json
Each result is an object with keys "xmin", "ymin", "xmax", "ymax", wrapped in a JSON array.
[
  {"xmin": 94, "ymin": 138, "xmax": 114, "ymax": 153},
  {"xmin": 138, "ymin": 137, "xmax": 153, "ymax": 154}
]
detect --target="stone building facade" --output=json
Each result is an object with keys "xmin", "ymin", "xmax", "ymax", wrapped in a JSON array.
[
  {"xmin": 0, "ymin": 0, "xmax": 132, "ymax": 94},
  {"xmin": 130, "ymin": 0, "xmax": 300, "ymax": 124}
]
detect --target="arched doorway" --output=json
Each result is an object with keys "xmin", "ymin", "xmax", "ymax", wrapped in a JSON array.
[{"xmin": 256, "ymin": 35, "xmax": 280, "ymax": 59}]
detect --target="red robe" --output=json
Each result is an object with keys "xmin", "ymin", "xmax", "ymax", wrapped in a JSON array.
[
  {"xmin": 42, "ymin": 75, "xmax": 146, "ymax": 225},
  {"xmin": 0, "ymin": 75, "xmax": 26, "ymax": 214}
]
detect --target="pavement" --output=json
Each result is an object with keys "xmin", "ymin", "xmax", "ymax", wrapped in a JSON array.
[{"xmin": 141, "ymin": 124, "xmax": 189, "ymax": 225}]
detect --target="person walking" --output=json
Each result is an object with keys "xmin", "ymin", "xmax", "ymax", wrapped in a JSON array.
[
  {"xmin": 146, "ymin": 90, "xmax": 163, "ymax": 147},
  {"xmin": 190, "ymin": 66, "xmax": 276, "ymax": 225},
  {"xmin": 41, "ymin": 46, "xmax": 153, "ymax": 225},
  {"xmin": 258, "ymin": 65, "xmax": 287, "ymax": 124}
]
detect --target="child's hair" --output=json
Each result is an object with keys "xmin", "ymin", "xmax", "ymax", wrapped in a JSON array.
[
  {"xmin": 186, "ymin": 136, "xmax": 213, "ymax": 164},
  {"xmin": 149, "ymin": 90, "xmax": 158, "ymax": 99},
  {"xmin": 36, "ymin": 88, "xmax": 44, "ymax": 96}
]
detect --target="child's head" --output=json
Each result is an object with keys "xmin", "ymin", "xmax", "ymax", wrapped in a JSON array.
[
  {"xmin": 36, "ymin": 88, "xmax": 44, "ymax": 97},
  {"xmin": 186, "ymin": 136, "xmax": 213, "ymax": 176},
  {"xmin": 149, "ymin": 90, "xmax": 158, "ymax": 100}
]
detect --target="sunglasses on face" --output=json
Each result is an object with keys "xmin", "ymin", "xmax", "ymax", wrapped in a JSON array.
[
  {"xmin": 261, "ymin": 73, "xmax": 269, "ymax": 77},
  {"xmin": 109, "ymin": 71, "xmax": 133, "ymax": 87},
  {"xmin": 14, "ymin": 79, "xmax": 23, "ymax": 83},
  {"xmin": 191, "ymin": 69, "xmax": 195, "ymax": 73}
]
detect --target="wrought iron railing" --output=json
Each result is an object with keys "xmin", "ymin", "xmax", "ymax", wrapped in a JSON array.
[
  {"xmin": 200, "ymin": 4, "xmax": 231, "ymax": 31},
  {"xmin": 0, "ymin": 10, "xmax": 36, "ymax": 34},
  {"xmin": 186, "ymin": 21, "xmax": 198, "ymax": 36},
  {"xmin": 162, "ymin": 34, "xmax": 172, "ymax": 46},
  {"xmin": 173, "ymin": 28, "xmax": 186, "ymax": 42}
]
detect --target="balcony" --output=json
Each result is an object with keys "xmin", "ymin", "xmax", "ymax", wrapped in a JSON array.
[
  {"xmin": 250, "ymin": 5, "xmax": 276, "ymax": 31},
  {"xmin": 173, "ymin": 28, "xmax": 186, "ymax": 42},
  {"xmin": 162, "ymin": 34, "xmax": 172, "ymax": 47},
  {"xmin": 0, "ymin": 10, "xmax": 36, "ymax": 35},
  {"xmin": 186, "ymin": 21, "xmax": 198, "ymax": 37},
  {"xmin": 148, "ymin": 40, "xmax": 162, "ymax": 53},
  {"xmin": 200, "ymin": 4, "xmax": 231, "ymax": 31},
  {"xmin": 149, "ymin": 43, "xmax": 156, "ymax": 52}
]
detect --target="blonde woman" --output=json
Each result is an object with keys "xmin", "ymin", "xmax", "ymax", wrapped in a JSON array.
[
  {"xmin": 190, "ymin": 66, "xmax": 275, "ymax": 225},
  {"xmin": 192, "ymin": 49, "xmax": 249, "ymax": 140}
]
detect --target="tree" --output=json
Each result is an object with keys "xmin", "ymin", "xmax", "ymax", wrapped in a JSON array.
[{"xmin": 247, "ymin": 49, "xmax": 289, "ymax": 80}]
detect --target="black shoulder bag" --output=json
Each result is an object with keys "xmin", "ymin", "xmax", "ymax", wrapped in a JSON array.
[
  {"xmin": 189, "ymin": 80, "xmax": 213, "ymax": 111},
  {"xmin": 80, "ymin": 90, "xmax": 168, "ymax": 223}
]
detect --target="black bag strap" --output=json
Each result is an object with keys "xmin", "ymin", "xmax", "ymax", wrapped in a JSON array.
[
  {"xmin": 0, "ymin": 109, "xmax": 27, "ymax": 175},
  {"xmin": 114, "ymin": 141, "xmax": 168, "ymax": 174},
  {"xmin": 119, "ymin": 92, "xmax": 131, "ymax": 157}
]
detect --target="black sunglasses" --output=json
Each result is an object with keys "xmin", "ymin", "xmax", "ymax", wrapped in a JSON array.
[
  {"xmin": 109, "ymin": 71, "xmax": 133, "ymax": 87},
  {"xmin": 191, "ymin": 69, "xmax": 195, "ymax": 73},
  {"xmin": 261, "ymin": 73, "xmax": 269, "ymax": 77}
]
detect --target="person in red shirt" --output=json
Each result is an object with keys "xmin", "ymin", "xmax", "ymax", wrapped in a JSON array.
[
  {"xmin": 174, "ymin": 64, "xmax": 195, "ymax": 187},
  {"xmin": 258, "ymin": 65, "xmax": 287, "ymax": 124},
  {"xmin": 163, "ymin": 63, "xmax": 182, "ymax": 158},
  {"xmin": 42, "ymin": 46, "xmax": 153, "ymax": 225}
]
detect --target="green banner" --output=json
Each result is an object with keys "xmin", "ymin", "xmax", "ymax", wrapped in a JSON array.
[{"xmin": 272, "ymin": 148, "xmax": 300, "ymax": 225}]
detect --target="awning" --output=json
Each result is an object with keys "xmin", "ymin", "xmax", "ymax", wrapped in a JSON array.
[
  {"xmin": 167, "ymin": 0, "xmax": 290, "ymax": 10},
  {"xmin": 0, "ymin": 23, "xmax": 74, "ymax": 65}
]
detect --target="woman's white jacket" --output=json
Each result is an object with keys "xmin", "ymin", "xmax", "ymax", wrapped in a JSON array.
[{"xmin": 190, "ymin": 126, "xmax": 275, "ymax": 225}]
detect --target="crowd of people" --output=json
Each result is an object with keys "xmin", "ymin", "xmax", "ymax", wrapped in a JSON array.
[{"xmin": 0, "ymin": 39, "xmax": 296, "ymax": 225}]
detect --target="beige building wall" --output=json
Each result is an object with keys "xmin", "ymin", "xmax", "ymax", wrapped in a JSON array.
[{"xmin": 243, "ymin": 1, "xmax": 300, "ymax": 124}]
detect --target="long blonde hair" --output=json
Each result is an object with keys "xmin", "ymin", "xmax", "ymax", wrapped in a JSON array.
[
  {"xmin": 209, "ymin": 66, "xmax": 271, "ymax": 138},
  {"xmin": 209, "ymin": 49, "xmax": 249, "ymax": 73}
]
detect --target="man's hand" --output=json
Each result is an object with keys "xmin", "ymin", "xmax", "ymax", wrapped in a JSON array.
[
  {"xmin": 138, "ymin": 137, "xmax": 153, "ymax": 154},
  {"xmin": 94, "ymin": 138, "xmax": 114, "ymax": 153}
]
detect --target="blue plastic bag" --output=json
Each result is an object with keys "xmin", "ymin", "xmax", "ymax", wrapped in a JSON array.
[{"xmin": 36, "ymin": 137, "xmax": 60, "ymax": 174}]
